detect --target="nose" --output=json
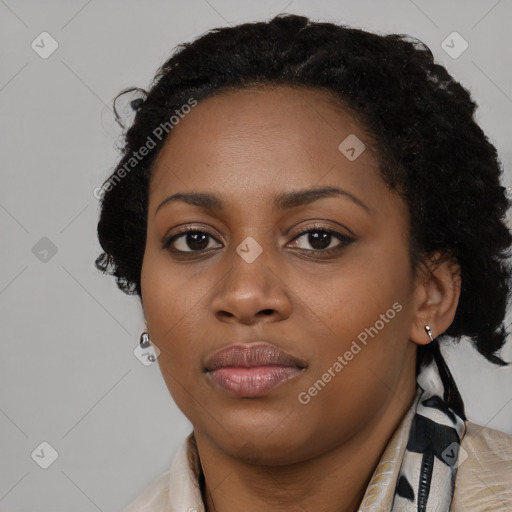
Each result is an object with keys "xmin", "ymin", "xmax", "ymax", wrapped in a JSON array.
[{"xmin": 209, "ymin": 244, "xmax": 293, "ymax": 326}]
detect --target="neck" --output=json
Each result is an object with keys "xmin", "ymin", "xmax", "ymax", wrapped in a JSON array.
[{"xmin": 195, "ymin": 369, "xmax": 417, "ymax": 512}]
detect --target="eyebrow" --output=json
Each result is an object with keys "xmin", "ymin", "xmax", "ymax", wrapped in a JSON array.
[{"xmin": 155, "ymin": 186, "xmax": 370, "ymax": 215}]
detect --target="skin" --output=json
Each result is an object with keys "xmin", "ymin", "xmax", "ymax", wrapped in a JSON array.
[{"xmin": 140, "ymin": 85, "xmax": 461, "ymax": 512}]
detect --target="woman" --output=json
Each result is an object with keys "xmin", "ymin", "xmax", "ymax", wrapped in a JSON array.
[{"xmin": 95, "ymin": 13, "xmax": 512, "ymax": 512}]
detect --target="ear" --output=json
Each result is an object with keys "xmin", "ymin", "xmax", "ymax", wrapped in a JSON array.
[{"xmin": 409, "ymin": 251, "xmax": 462, "ymax": 345}]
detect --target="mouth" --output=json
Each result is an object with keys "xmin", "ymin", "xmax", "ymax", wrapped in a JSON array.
[{"xmin": 204, "ymin": 342, "xmax": 306, "ymax": 398}]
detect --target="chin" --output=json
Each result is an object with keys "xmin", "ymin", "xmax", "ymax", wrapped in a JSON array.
[
  {"xmin": 228, "ymin": 436, "xmax": 309, "ymax": 466},
  {"xmin": 207, "ymin": 414, "xmax": 313, "ymax": 465}
]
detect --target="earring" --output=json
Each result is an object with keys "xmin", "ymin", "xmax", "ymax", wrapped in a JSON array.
[
  {"xmin": 140, "ymin": 331, "xmax": 151, "ymax": 349},
  {"xmin": 424, "ymin": 324, "xmax": 434, "ymax": 343},
  {"xmin": 140, "ymin": 331, "xmax": 156, "ymax": 362}
]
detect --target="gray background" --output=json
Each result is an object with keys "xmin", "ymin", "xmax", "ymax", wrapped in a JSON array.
[{"xmin": 1, "ymin": 0, "xmax": 511, "ymax": 510}]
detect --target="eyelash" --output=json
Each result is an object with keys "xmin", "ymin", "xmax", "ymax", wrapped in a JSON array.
[{"xmin": 162, "ymin": 225, "xmax": 354, "ymax": 257}]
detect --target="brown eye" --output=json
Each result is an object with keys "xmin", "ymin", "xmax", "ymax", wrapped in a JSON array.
[
  {"xmin": 163, "ymin": 229, "xmax": 222, "ymax": 253},
  {"xmin": 288, "ymin": 228, "xmax": 354, "ymax": 253}
]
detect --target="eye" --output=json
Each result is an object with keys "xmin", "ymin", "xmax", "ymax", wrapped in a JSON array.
[
  {"xmin": 287, "ymin": 226, "xmax": 354, "ymax": 254},
  {"xmin": 163, "ymin": 228, "xmax": 222, "ymax": 253},
  {"xmin": 162, "ymin": 225, "xmax": 354, "ymax": 256}
]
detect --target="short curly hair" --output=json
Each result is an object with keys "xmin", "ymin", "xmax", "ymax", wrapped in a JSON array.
[{"xmin": 96, "ymin": 13, "xmax": 511, "ymax": 369}]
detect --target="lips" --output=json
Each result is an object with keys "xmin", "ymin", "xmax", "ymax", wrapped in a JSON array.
[{"xmin": 204, "ymin": 342, "xmax": 306, "ymax": 397}]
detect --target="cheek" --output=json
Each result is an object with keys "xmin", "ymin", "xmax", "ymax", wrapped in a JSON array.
[
  {"xmin": 140, "ymin": 251, "xmax": 199, "ymax": 362},
  {"xmin": 300, "ymin": 235, "xmax": 415, "ymax": 394},
  {"xmin": 313, "ymin": 242, "xmax": 412, "ymax": 337},
  {"xmin": 141, "ymin": 254, "xmax": 210, "ymax": 412},
  {"xmin": 141, "ymin": 243, "xmax": 206, "ymax": 322}
]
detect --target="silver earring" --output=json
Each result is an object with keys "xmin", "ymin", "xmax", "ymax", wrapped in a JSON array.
[
  {"xmin": 425, "ymin": 324, "xmax": 434, "ymax": 343},
  {"xmin": 140, "ymin": 331, "xmax": 156, "ymax": 362},
  {"xmin": 140, "ymin": 331, "xmax": 151, "ymax": 348}
]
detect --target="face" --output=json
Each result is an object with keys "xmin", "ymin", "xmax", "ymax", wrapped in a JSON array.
[{"xmin": 140, "ymin": 85, "xmax": 421, "ymax": 464}]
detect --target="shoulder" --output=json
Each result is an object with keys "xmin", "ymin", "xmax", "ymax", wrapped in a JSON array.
[
  {"xmin": 122, "ymin": 433, "xmax": 204, "ymax": 512},
  {"xmin": 451, "ymin": 421, "xmax": 512, "ymax": 511},
  {"xmin": 122, "ymin": 470, "xmax": 171, "ymax": 512}
]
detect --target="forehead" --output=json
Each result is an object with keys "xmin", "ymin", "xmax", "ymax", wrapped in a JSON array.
[{"xmin": 149, "ymin": 85, "xmax": 381, "ymax": 195}]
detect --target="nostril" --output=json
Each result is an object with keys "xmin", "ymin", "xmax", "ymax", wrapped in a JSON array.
[{"xmin": 218, "ymin": 311, "xmax": 235, "ymax": 318}]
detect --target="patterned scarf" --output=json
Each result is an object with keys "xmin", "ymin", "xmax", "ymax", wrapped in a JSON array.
[{"xmin": 391, "ymin": 342, "xmax": 467, "ymax": 511}]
